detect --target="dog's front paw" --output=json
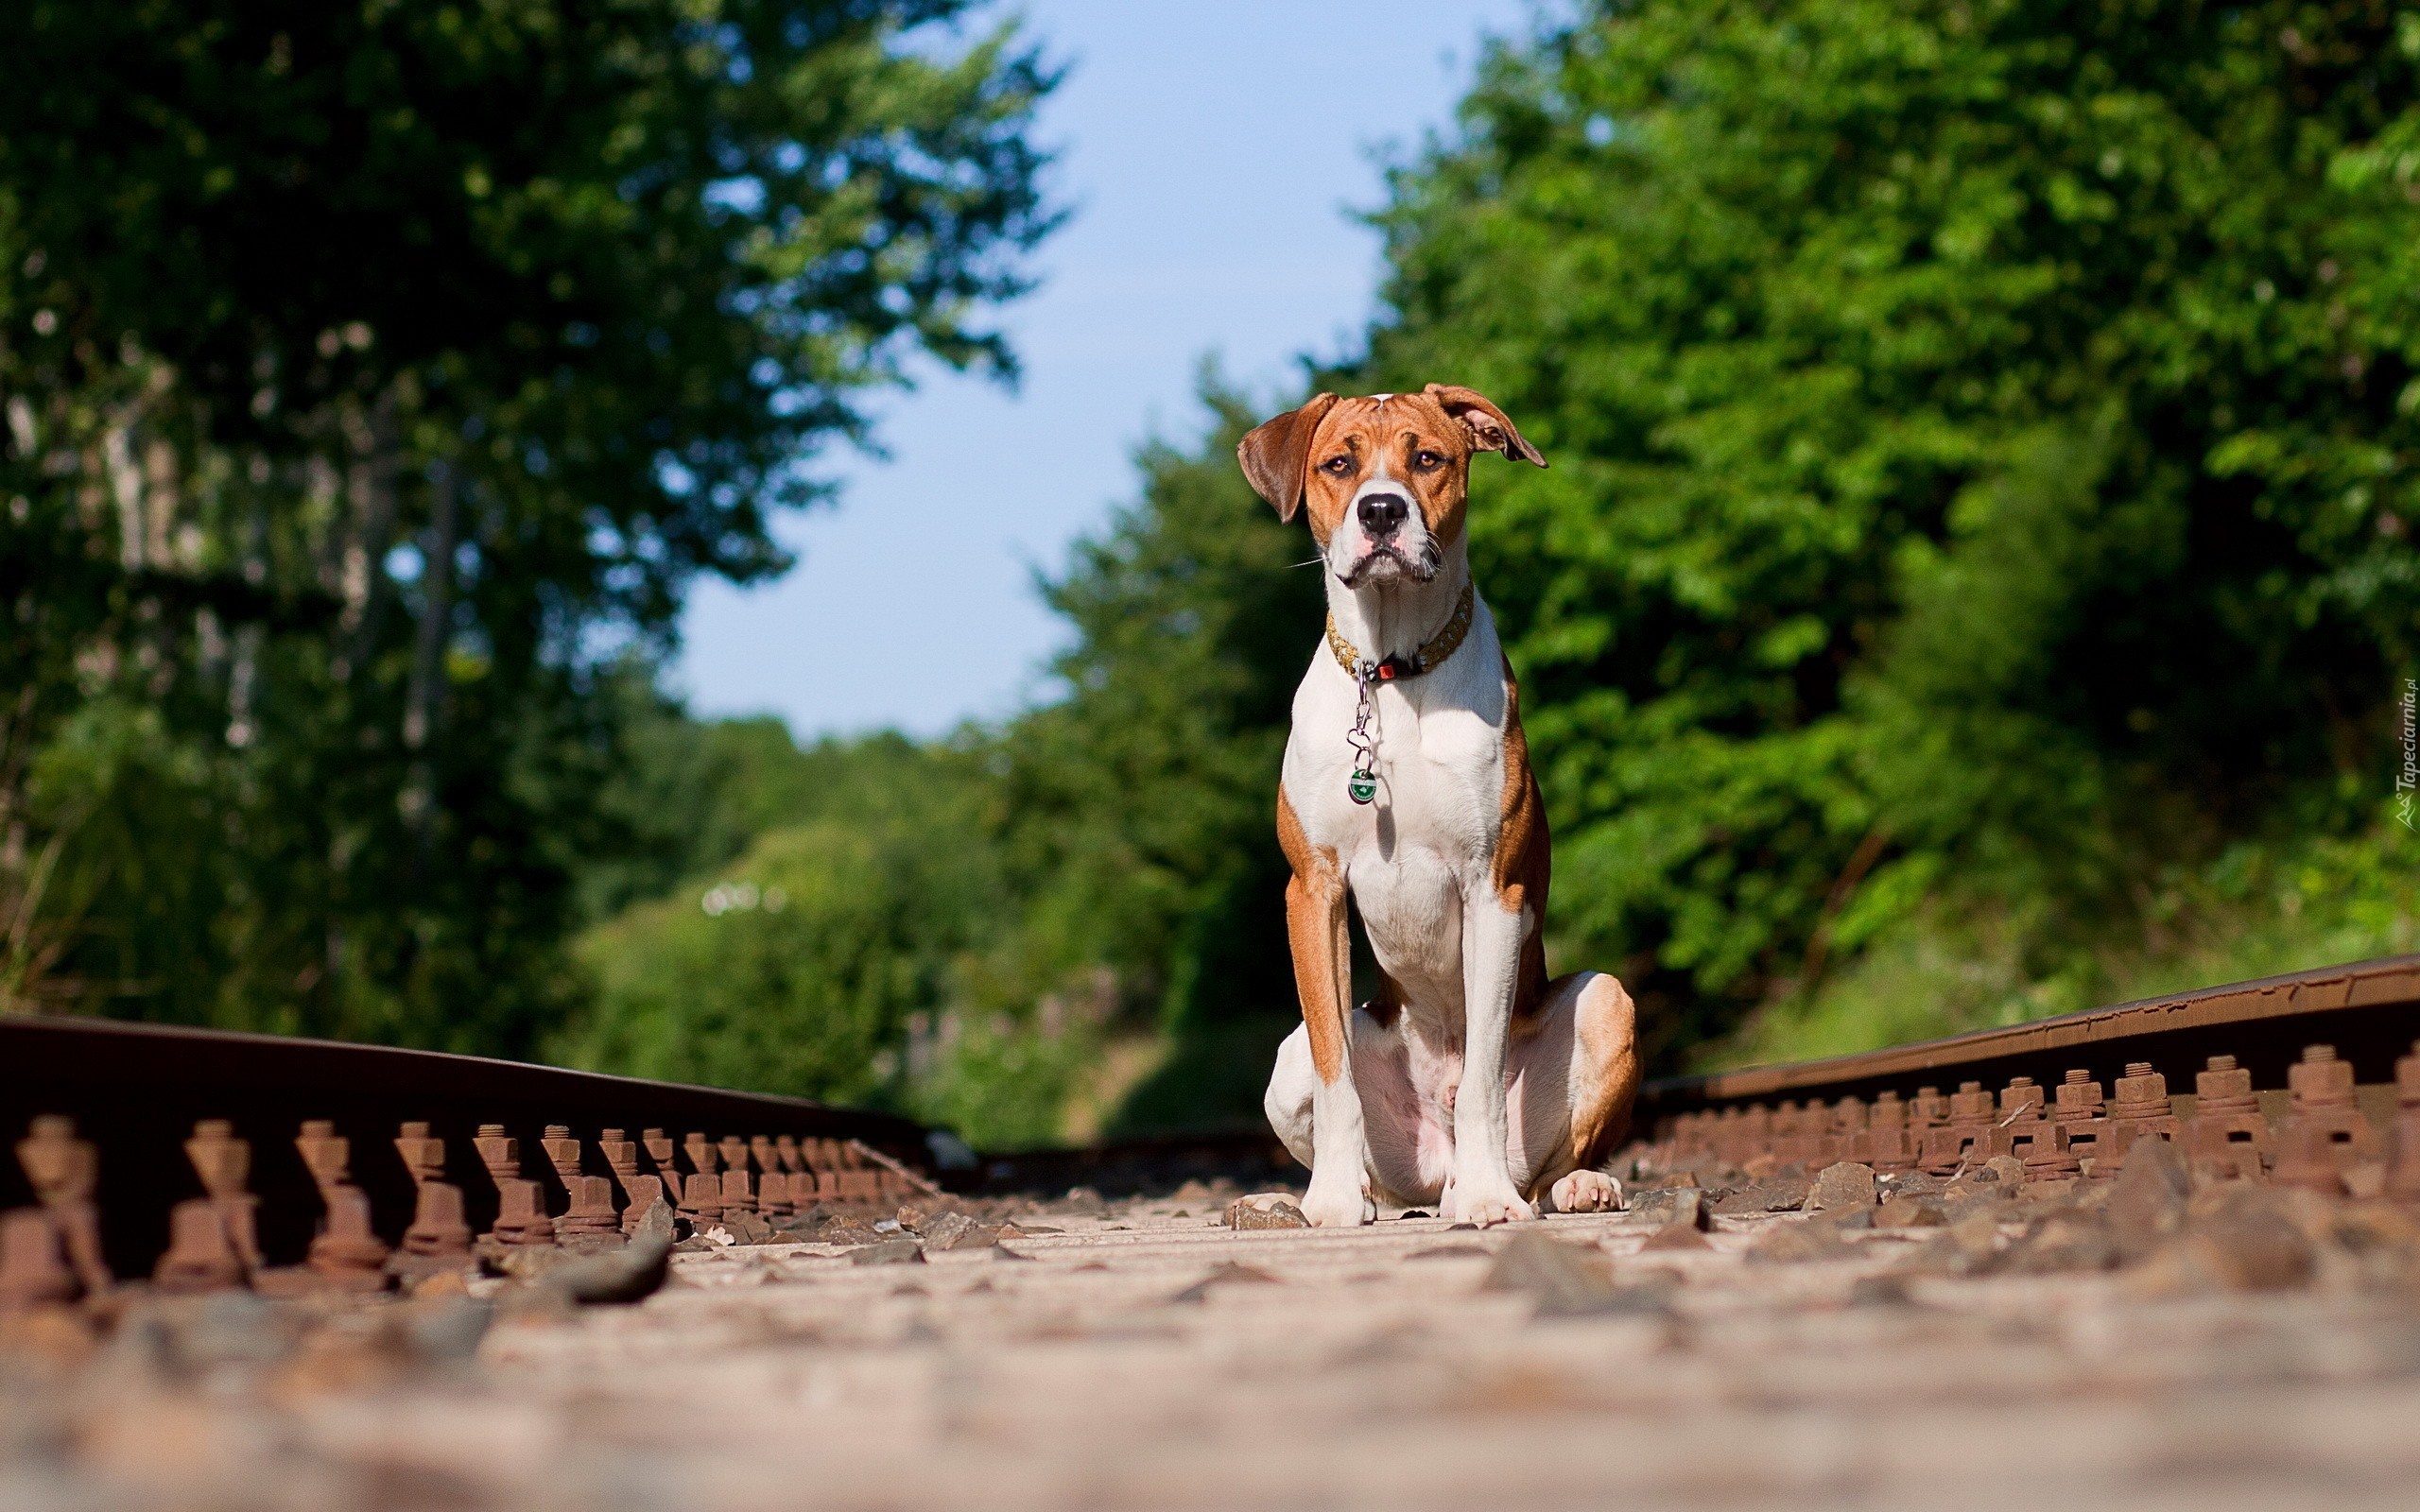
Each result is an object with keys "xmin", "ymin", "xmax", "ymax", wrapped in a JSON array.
[
  {"xmin": 1441, "ymin": 1180, "xmax": 1537, "ymax": 1227},
  {"xmin": 1299, "ymin": 1175, "xmax": 1376, "ymax": 1228},
  {"xmin": 1548, "ymin": 1170, "xmax": 1623, "ymax": 1213}
]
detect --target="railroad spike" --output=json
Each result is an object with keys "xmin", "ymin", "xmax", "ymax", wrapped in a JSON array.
[
  {"xmin": 2272, "ymin": 1116, "xmax": 2348, "ymax": 1196},
  {"xmin": 154, "ymin": 1199, "xmax": 246, "ymax": 1294},
  {"xmin": 474, "ymin": 1124, "xmax": 557, "ymax": 1247},
  {"xmin": 393, "ymin": 1121, "xmax": 475, "ymax": 1274},
  {"xmin": 718, "ymin": 1135, "xmax": 755, "ymax": 1215},
  {"xmin": 402, "ymin": 1182, "xmax": 475, "ymax": 1264},
  {"xmin": 2003, "ymin": 1077, "xmax": 2078, "ymax": 1180},
  {"xmin": 802, "ymin": 1138, "xmax": 841, "ymax": 1203},
  {"xmin": 1826, "ymin": 1097, "xmax": 1869, "ymax": 1167},
  {"xmin": 1867, "ymin": 1091, "xmax": 1916, "ymax": 1175},
  {"xmin": 752, "ymin": 1135, "xmax": 791, "ymax": 1218},
  {"xmin": 838, "ymin": 1140, "xmax": 882, "ymax": 1202},
  {"xmin": 557, "ymin": 1173, "xmax": 624, "ymax": 1247},
  {"xmin": 598, "ymin": 1128, "xmax": 641, "ymax": 1194},
  {"xmin": 541, "ymin": 1125, "xmax": 586, "ymax": 1191},
  {"xmin": 493, "ymin": 1181, "xmax": 558, "ymax": 1247},
  {"xmin": 619, "ymin": 1172, "xmax": 666, "ymax": 1234},
  {"xmin": 774, "ymin": 1134, "xmax": 810, "ymax": 1216},
  {"xmin": 1921, "ymin": 1082, "xmax": 1996, "ymax": 1175},
  {"xmin": 0, "ymin": 1209, "xmax": 78, "ymax": 1311},
  {"xmin": 182, "ymin": 1119, "xmax": 263, "ymax": 1276},
  {"xmin": 614, "ymin": 1128, "xmax": 673, "ymax": 1236},
  {"xmin": 1909, "ymin": 1086, "xmax": 1949, "ymax": 1132},
  {"xmin": 256, "ymin": 1119, "xmax": 393, "ymax": 1294},
  {"xmin": 2286, "ymin": 1044, "xmax": 2379, "ymax": 1172},
  {"xmin": 680, "ymin": 1171, "xmax": 726, "ymax": 1230},
  {"xmin": 2050, "ymin": 1071, "xmax": 2111, "ymax": 1173},
  {"xmin": 16, "ymin": 1116, "xmax": 110, "ymax": 1298},
  {"xmin": 2387, "ymin": 1040, "xmax": 2420, "ymax": 1203},
  {"xmin": 394, "ymin": 1120, "xmax": 446, "ymax": 1185},
  {"xmin": 641, "ymin": 1128, "xmax": 677, "ymax": 1182},
  {"xmin": 2100, "ymin": 1061, "xmax": 2179, "ymax": 1174},
  {"xmin": 307, "ymin": 1185, "xmax": 393, "ymax": 1292},
  {"xmin": 2187, "ymin": 1055, "xmax": 2269, "ymax": 1181},
  {"xmin": 295, "ymin": 1120, "xmax": 351, "ymax": 1204}
]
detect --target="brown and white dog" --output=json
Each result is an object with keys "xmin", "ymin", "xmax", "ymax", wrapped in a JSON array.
[{"xmin": 1239, "ymin": 386, "xmax": 1640, "ymax": 1227}]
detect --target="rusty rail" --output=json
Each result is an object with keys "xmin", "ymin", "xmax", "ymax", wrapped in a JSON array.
[
  {"xmin": 6, "ymin": 954, "xmax": 2418, "ymax": 1308},
  {"xmin": 0, "ymin": 1015, "xmax": 938, "ymax": 1303},
  {"xmin": 1619, "ymin": 954, "xmax": 2420, "ymax": 1194}
]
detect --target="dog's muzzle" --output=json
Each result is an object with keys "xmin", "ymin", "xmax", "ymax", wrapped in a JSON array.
[{"xmin": 1336, "ymin": 489, "xmax": 1440, "ymax": 586}]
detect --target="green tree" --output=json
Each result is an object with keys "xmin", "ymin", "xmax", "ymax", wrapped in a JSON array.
[
  {"xmin": 574, "ymin": 667, "xmax": 839, "ymax": 924},
  {"xmin": 994, "ymin": 384, "xmax": 1324, "ymax": 1130},
  {"xmin": 562, "ymin": 0, "xmax": 2420, "ymax": 1143},
  {"xmin": 1364, "ymin": 0, "xmax": 2420, "ymax": 1063},
  {"xmin": 561, "ymin": 386, "xmax": 1327, "ymax": 1142},
  {"xmin": 0, "ymin": 1, "xmax": 1055, "ymax": 1050}
]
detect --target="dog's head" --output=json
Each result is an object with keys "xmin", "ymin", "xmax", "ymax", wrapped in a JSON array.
[{"xmin": 1237, "ymin": 385, "xmax": 1544, "ymax": 589}]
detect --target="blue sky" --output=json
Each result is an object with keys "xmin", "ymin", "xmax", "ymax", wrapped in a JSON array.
[{"xmin": 675, "ymin": 0, "xmax": 1541, "ymax": 738}]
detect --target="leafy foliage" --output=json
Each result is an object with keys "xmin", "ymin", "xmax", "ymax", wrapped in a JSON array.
[
  {"xmin": 990, "ymin": 389, "xmax": 1323, "ymax": 1130},
  {"xmin": 560, "ymin": 390, "xmax": 1322, "ymax": 1143},
  {"xmin": 20, "ymin": 0, "xmax": 2419, "ymax": 1143},
  {"xmin": 572, "ymin": 1, "xmax": 2420, "ymax": 1138},
  {"xmin": 1728, "ymin": 827, "xmax": 2420, "ymax": 1065},
  {"xmin": 0, "ymin": 1, "xmax": 1055, "ymax": 1047},
  {"xmin": 1362, "ymin": 0, "xmax": 2420, "ymax": 1062},
  {"xmin": 558, "ymin": 733, "xmax": 1006, "ymax": 1109}
]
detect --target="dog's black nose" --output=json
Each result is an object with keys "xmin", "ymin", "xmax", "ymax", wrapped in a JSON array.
[{"xmin": 1357, "ymin": 492, "xmax": 1409, "ymax": 535}]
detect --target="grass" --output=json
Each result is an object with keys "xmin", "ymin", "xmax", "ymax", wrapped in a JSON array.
[{"xmin": 1712, "ymin": 824, "xmax": 2420, "ymax": 1071}]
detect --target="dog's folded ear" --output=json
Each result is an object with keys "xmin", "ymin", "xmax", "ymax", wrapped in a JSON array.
[
  {"xmin": 1237, "ymin": 393, "xmax": 1341, "ymax": 522},
  {"xmin": 1425, "ymin": 384, "xmax": 1547, "ymax": 468}
]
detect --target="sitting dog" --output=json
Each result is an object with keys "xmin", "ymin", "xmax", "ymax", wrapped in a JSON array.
[{"xmin": 1239, "ymin": 386, "xmax": 1639, "ymax": 1227}]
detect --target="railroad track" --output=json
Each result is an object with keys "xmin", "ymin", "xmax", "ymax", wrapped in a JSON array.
[
  {"xmin": 979, "ymin": 954, "xmax": 2420, "ymax": 1202},
  {"xmin": 0, "ymin": 1015, "xmax": 938, "ymax": 1303},
  {"xmin": 2, "ymin": 954, "xmax": 2416, "ymax": 1305},
  {"xmin": 1617, "ymin": 954, "xmax": 2420, "ymax": 1194}
]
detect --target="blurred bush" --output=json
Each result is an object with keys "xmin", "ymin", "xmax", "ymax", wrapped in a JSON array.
[{"xmin": 568, "ymin": 821, "xmax": 950, "ymax": 1113}]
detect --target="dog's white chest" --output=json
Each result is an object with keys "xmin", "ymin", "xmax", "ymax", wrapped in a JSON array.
[{"xmin": 1282, "ymin": 610, "xmax": 1511, "ymax": 1003}]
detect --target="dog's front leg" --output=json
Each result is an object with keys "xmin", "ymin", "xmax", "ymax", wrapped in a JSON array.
[
  {"xmin": 1284, "ymin": 853, "xmax": 1375, "ymax": 1227},
  {"xmin": 1443, "ymin": 897, "xmax": 1539, "ymax": 1225}
]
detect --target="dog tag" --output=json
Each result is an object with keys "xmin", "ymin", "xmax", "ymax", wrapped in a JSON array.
[{"xmin": 1347, "ymin": 769, "xmax": 1376, "ymax": 804}]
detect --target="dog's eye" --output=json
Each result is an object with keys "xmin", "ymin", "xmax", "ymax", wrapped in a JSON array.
[
  {"xmin": 1322, "ymin": 455, "xmax": 1353, "ymax": 475},
  {"xmin": 1413, "ymin": 450, "xmax": 1443, "ymax": 471}
]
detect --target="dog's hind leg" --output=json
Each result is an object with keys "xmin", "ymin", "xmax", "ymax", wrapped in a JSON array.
[
  {"xmin": 1506, "ymin": 971, "xmax": 1640, "ymax": 1212},
  {"xmin": 1263, "ymin": 1024, "xmax": 1322, "ymax": 1172},
  {"xmin": 1266, "ymin": 1007, "xmax": 1433, "ymax": 1209}
]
